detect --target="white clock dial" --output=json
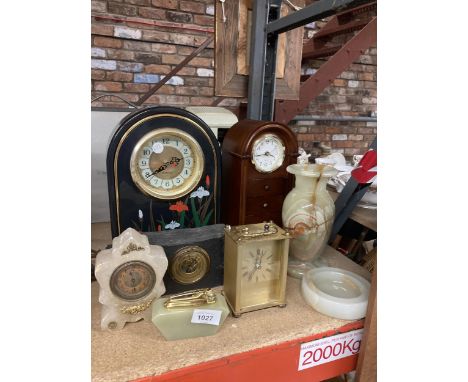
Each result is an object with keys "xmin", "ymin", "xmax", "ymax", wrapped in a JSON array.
[
  {"xmin": 251, "ymin": 134, "xmax": 285, "ymax": 173},
  {"xmin": 130, "ymin": 128, "xmax": 204, "ymax": 200}
]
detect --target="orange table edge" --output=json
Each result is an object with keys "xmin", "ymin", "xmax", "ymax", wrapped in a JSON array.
[{"xmin": 133, "ymin": 320, "xmax": 364, "ymax": 382}]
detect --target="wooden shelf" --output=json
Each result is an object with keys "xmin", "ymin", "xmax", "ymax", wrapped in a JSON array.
[{"xmin": 91, "ymin": 223, "xmax": 371, "ymax": 382}]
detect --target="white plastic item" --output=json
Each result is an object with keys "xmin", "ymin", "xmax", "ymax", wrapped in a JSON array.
[
  {"xmin": 301, "ymin": 267, "xmax": 370, "ymax": 320},
  {"xmin": 185, "ymin": 106, "xmax": 238, "ymax": 137}
]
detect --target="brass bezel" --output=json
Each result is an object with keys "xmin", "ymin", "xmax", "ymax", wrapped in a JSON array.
[
  {"xmin": 110, "ymin": 260, "xmax": 157, "ymax": 301},
  {"xmin": 130, "ymin": 127, "xmax": 205, "ymax": 200},
  {"xmin": 251, "ymin": 133, "xmax": 286, "ymax": 173},
  {"xmin": 170, "ymin": 246, "xmax": 211, "ymax": 285}
]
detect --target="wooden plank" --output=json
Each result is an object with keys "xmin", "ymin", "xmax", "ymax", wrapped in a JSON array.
[{"xmin": 215, "ymin": 0, "xmax": 303, "ymax": 99}]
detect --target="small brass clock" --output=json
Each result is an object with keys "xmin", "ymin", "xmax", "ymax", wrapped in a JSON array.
[{"xmin": 223, "ymin": 222, "xmax": 290, "ymax": 317}]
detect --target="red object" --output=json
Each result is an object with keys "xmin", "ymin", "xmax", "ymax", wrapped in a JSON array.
[
  {"xmin": 131, "ymin": 321, "xmax": 363, "ymax": 382},
  {"xmin": 351, "ymin": 150, "xmax": 377, "ymax": 184},
  {"xmin": 206, "ymin": 175, "xmax": 210, "ymax": 189},
  {"xmin": 169, "ymin": 201, "xmax": 189, "ymax": 213},
  {"xmin": 157, "ymin": 225, "xmax": 161, "ymax": 231}
]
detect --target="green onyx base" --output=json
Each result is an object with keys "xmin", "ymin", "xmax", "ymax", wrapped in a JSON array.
[{"xmin": 151, "ymin": 294, "xmax": 230, "ymax": 340}]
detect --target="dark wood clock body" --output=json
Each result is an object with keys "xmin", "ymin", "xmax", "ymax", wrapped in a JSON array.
[
  {"xmin": 106, "ymin": 106, "xmax": 222, "ymax": 238},
  {"xmin": 221, "ymin": 120, "xmax": 298, "ymax": 226}
]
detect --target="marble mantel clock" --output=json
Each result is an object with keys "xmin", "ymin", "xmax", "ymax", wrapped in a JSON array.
[{"xmin": 107, "ymin": 106, "xmax": 222, "ymax": 238}]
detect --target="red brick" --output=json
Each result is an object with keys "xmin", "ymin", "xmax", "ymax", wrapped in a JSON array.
[
  {"xmin": 190, "ymin": 96, "xmax": 214, "ymax": 105},
  {"xmin": 142, "ymin": 30, "xmax": 170, "ymax": 43},
  {"xmin": 333, "ymin": 141, "xmax": 354, "ymax": 148},
  {"xmin": 91, "ymin": 24, "xmax": 114, "ymax": 36},
  {"xmin": 94, "ymin": 36, "xmax": 122, "ymax": 49},
  {"xmin": 125, "ymin": 0, "xmax": 151, "ymax": 5},
  {"xmin": 170, "ymin": 34, "xmax": 196, "ymax": 46},
  {"xmin": 138, "ymin": 7, "xmax": 166, "ymax": 19},
  {"xmin": 189, "ymin": 57, "xmax": 213, "ymax": 67},
  {"xmin": 106, "ymin": 71, "xmax": 134, "ymax": 81},
  {"xmin": 363, "ymin": 81, "xmax": 377, "ymax": 89},
  {"xmin": 325, "ymin": 127, "xmax": 343, "ymax": 134},
  {"xmin": 358, "ymin": 127, "xmax": 374, "ymax": 134},
  {"xmin": 194, "ymin": 15, "xmax": 214, "ymax": 25},
  {"xmin": 123, "ymin": 40, "xmax": 152, "ymax": 52},
  {"xmin": 106, "ymin": 49, "xmax": 135, "ymax": 60},
  {"xmin": 348, "ymin": 134, "xmax": 364, "ymax": 141},
  {"xmin": 94, "ymin": 81, "xmax": 123, "ymax": 92},
  {"xmin": 157, "ymin": 85, "xmax": 175, "ymax": 94},
  {"xmin": 152, "ymin": 0, "xmax": 178, "ymax": 9},
  {"xmin": 297, "ymin": 134, "xmax": 315, "ymax": 141},
  {"xmin": 177, "ymin": 67, "xmax": 196, "ymax": 76},
  {"xmin": 157, "ymin": 95, "xmax": 190, "ymax": 104},
  {"xmin": 167, "ymin": 11, "xmax": 193, "ymax": 23},
  {"xmin": 333, "ymin": 79, "xmax": 346, "ymax": 87},
  {"xmin": 92, "ymin": 69, "xmax": 106, "ymax": 80},
  {"xmin": 124, "ymin": 83, "xmax": 150, "ymax": 93},
  {"xmin": 108, "ymin": 3, "xmax": 137, "ymax": 16},
  {"xmin": 199, "ymin": 87, "xmax": 214, "ymax": 96},
  {"xmin": 358, "ymin": 72, "xmax": 375, "ymax": 81},
  {"xmin": 145, "ymin": 64, "xmax": 171, "ymax": 74},
  {"xmin": 176, "ymin": 87, "xmax": 199, "ymax": 96},
  {"xmin": 162, "ymin": 54, "xmax": 184, "ymax": 65},
  {"xmin": 152, "ymin": 43, "xmax": 177, "ymax": 54},
  {"xmin": 180, "ymin": 1, "xmax": 205, "ymax": 14}
]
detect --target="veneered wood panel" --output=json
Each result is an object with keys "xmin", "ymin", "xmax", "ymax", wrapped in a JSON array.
[{"xmin": 215, "ymin": 0, "xmax": 303, "ymax": 100}]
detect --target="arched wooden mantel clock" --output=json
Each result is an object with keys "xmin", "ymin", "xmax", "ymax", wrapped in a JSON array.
[
  {"xmin": 221, "ymin": 120, "xmax": 298, "ymax": 226},
  {"xmin": 107, "ymin": 106, "xmax": 222, "ymax": 238}
]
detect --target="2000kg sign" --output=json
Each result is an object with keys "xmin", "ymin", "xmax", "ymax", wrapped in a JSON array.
[{"xmin": 298, "ymin": 330, "xmax": 363, "ymax": 371}]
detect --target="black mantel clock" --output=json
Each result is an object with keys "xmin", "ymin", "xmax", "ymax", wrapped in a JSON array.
[{"xmin": 107, "ymin": 106, "xmax": 222, "ymax": 238}]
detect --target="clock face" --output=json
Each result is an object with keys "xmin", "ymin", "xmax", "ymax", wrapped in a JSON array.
[
  {"xmin": 239, "ymin": 241, "xmax": 283, "ymax": 308},
  {"xmin": 110, "ymin": 260, "xmax": 156, "ymax": 301},
  {"xmin": 130, "ymin": 128, "xmax": 205, "ymax": 200},
  {"xmin": 170, "ymin": 246, "xmax": 211, "ymax": 285},
  {"xmin": 251, "ymin": 133, "xmax": 285, "ymax": 173}
]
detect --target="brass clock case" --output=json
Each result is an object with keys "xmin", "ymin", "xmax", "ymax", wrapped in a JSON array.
[
  {"xmin": 130, "ymin": 127, "xmax": 205, "ymax": 200},
  {"xmin": 170, "ymin": 246, "xmax": 211, "ymax": 285},
  {"xmin": 109, "ymin": 260, "xmax": 157, "ymax": 301}
]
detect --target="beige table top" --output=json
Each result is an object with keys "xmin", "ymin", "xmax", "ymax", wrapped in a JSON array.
[{"xmin": 91, "ymin": 223, "xmax": 370, "ymax": 382}]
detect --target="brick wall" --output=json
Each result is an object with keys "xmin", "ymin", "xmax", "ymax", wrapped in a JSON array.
[{"xmin": 91, "ymin": 0, "xmax": 376, "ymax": 159}]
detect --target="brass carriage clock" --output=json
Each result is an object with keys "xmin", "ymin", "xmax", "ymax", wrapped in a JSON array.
[
  {"xmin": 223, "ymin": 222, "xmax": 290, "ymax": 317},
  {"xmin": 107, "ymin": 106, "xmax": 222, "ymax": 238},
  {"xmin": 221, "ymin": 120, "xmax": 298, "ymax": 226}
]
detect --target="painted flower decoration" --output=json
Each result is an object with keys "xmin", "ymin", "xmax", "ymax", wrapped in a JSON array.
[
  {"xmin": 205, "ymin": 175, "xmax": 210, "ymax": 189},
  {"xmin": 138, "ymin": 209, "xmax": 143, "ymax": 219},
  {"xmin": 165, "ymin": 220, "xmax": 181, "ymax": 230},
  {"xmin": 169, "ymin": 201, "xmax": 189, "ymax": 213},
  {"xmin": 190, "ymin": 186, "xmax": 210, "ymax": 199}
]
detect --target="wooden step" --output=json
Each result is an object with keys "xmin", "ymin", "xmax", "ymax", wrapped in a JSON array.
[
  {"xmin": 302, "ymin": 45, "xmax": 341, "ymax": 60},
  {"xmin": 313, "ymin": 18, "xmax": 371, "ymax": 40}
]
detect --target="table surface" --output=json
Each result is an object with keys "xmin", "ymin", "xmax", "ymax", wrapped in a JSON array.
[
  {"xmin": 329, "ymin": 189, "xmax": 377, "ymax": 232},
  {"xmin": 91, "ymin": 223, "xmax": 370, "ymax": 382}
]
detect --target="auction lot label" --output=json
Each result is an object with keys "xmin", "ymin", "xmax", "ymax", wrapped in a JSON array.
[{"xmin": 298, "ymin": 329, "xmax": 363, "ymax": 371}]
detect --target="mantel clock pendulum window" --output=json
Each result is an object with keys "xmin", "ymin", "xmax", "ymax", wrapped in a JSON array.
[
  {"xmin": 221, "ymin": 120, "xmax": 298, "ymax": 226},
  {"xmin": 107, "ymin": 106, "xmax": 222, "ymax": 238}
]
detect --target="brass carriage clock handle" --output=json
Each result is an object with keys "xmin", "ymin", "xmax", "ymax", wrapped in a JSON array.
[
  {"xmin": 235, "ymin": 223, "xmax": 279, "ymax": 241},
  {"xmin": 164, "ymin": 288, "xmax": 217, "ymax": 309}
]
